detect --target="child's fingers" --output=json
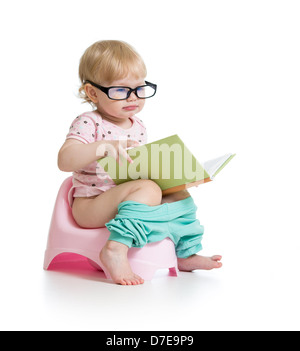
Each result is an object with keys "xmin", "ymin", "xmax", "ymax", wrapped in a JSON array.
[
  {"xmin": 117, "ymin": 156, "xmax": 123, "ymax": 166},
  {"xmin": 119, "ymin": 145, "xmax": 134, "ymax": 164},
  {"xmin": 123, "ymin": 140, "xmax": 138, "ymax": 163},
  {"xmin": 126, "ymin": 153, "xmax": 134, "ymax": 164},
  {"xmin": 125, "ymin": 139, "xmax": 140, "ymax": 149}
]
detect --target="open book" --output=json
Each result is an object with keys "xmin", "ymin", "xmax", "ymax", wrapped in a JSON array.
[{"xmin": 98, "ymin": 135, "xmax": 235, "ymax": 195}]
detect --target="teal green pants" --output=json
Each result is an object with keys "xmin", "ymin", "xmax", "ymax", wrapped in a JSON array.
[{"xmin": 105, "ymin": 197, "xmax": 204, "ymax": 259}]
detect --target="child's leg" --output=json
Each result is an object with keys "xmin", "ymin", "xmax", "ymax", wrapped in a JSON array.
[
  {"xmin": 72, "ymin": 179, "xmax": 162, "ymax": 285},
  {"xmin": 104, "ymin": 194, "xmax": 222, "ymax": 279},
  {"xmin": 167, "ymin": 196, "xmax": 222, "ymax": 271},
  {"xmin": 72, "ymin": 179, "xmax": 162, "ymax": 228},
  {"xmin": 161, "ymin": 189, "xmax": 191, "ymax": 204},
  {"xmin": 105, "ymin": 196, "xmax": 221, "ymax": 274}
]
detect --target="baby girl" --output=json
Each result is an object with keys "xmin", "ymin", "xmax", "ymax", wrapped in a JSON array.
[{"xmin": 58, "ymin": 40, "xmax": 222, "ymax": 285}]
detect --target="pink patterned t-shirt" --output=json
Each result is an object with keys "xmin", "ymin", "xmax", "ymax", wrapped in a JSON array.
[{"xmin": 66, "ymin": 110, "xmax": 147, "ymax": 203}]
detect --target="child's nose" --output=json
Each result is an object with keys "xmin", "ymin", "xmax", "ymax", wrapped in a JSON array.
[{"xmin": 127, "ymin": 91, "xmax": 138, "ymax": 101}]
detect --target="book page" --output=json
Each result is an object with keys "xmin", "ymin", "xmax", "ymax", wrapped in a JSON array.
[{"xmin": 202, "ymin": 154, "xmax": 234, "ymax": 179}]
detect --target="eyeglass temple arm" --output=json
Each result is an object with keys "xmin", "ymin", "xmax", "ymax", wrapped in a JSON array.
[
  {"xmin": 84, "ymin": 80, "xmax": 109, "ymax": 94},
  {"xmin": 145, "ymin": 81, "xmax": 157, "ymax": 89}
]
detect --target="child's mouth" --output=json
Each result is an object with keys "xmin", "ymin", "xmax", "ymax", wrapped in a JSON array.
[{"xmin": 123, "ymin": 105, "xmax": 138, "ymax": 111}]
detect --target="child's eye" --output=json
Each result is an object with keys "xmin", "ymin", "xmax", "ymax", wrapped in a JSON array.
[{"xmin": 109, "ymin": 87, "xmax": 129, "ymax": 99}]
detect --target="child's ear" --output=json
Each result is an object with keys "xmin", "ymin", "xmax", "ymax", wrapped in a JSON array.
[{"xmin": 84, "ymin": 84, "xmax": 99, "ymax": 103}]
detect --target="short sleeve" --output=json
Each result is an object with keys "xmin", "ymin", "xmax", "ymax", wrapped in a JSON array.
[{"xmin": 66, "ymin": 115, "xmax": 97, "ymax": 144}]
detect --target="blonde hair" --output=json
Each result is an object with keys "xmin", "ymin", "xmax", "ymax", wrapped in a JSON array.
[{"xmin": 78, "ymin": 40, "xmax": 147, "ymax": 105}]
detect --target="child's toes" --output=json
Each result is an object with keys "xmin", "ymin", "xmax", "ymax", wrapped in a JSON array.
[
  {"xmin": 212, "ymin": 255, "xmax": 222, "ymax": 262},
  {"xmin": 215, "ymin": 261, "xmax": 222, "ymax": 268}
]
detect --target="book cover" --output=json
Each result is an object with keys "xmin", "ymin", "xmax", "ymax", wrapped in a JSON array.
[{"xmin": 98, "ymin": 135, "xmax": 235, "ymax": 195}]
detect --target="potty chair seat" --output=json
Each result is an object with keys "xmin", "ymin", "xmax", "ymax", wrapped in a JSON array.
[{"xmin": 44, "ymin": 177, "xmax": 178, "ymax": 281}]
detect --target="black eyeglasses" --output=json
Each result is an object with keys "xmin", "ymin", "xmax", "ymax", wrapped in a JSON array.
[{"xmin": 85, "ymin": 80, "xmax": 157, "ymax": 101}]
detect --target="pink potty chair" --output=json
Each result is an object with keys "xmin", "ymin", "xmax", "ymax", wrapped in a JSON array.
[{"xmin": 44, "ymin": 177, "xmax": 178, "ymax": 281}]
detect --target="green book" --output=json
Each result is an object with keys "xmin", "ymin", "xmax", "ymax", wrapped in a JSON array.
[{"xmin": 98, "ymin": 135, "xmax": 235, "ymax": 195}]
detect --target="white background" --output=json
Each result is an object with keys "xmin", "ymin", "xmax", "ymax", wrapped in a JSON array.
[{"xmin": 0, "ymin": 0, "xmax": 299, "ymax": 331}]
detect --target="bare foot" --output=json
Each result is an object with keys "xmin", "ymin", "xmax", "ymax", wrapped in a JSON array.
[
  {"xmin": 177, "ymin": 255, "xmax": 222, "ymax": 272},
  {"xmin": 100, "ymin": 240, "xmax": 144, "ymax": 285}
]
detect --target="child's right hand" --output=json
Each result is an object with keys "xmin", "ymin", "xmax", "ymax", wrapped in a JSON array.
[{"xmin": 96, "ymin": 139, "xmax": 140, "ymax": 165}]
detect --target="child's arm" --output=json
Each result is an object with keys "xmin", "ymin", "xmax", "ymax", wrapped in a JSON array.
[{"xmin": 58, "ymin": 139, "xmax": 138, "ymax": 172}]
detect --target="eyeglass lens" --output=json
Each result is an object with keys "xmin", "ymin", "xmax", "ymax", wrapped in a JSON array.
[{"xmin": 109, "ymin": 85, "xmax": 156, "ymax": 100}]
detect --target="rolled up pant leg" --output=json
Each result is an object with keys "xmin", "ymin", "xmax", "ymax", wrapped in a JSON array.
[
  {"xmin": 168, "ymin": 200, "xmax": 204, "ymax": 258},
  {"xmin": 105, "ymin": 197, "xmax": 204, "ymax": 258}
]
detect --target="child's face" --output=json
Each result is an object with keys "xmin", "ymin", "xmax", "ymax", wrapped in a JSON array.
[{"xmin": 88, "ymin": 76, "xmax": 146, "ymax": 122}]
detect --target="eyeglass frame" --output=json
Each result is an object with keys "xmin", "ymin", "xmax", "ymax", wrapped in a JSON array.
[{"xmin": 84, "ymin": 80, "xmax": 157, "ymax": 101}]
